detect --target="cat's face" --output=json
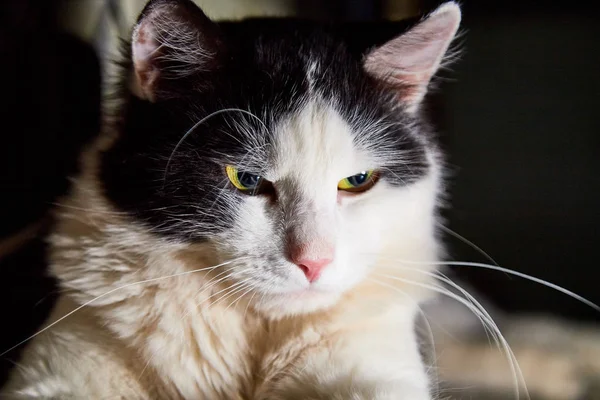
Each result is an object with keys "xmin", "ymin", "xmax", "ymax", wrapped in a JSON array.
[
  {"xmin": 213, "ymin": 100, "xmax": 438, "ymax": 315},
  {"xmin": 101, "ymin": 0, "xmax": 460, "ymax": 317}
]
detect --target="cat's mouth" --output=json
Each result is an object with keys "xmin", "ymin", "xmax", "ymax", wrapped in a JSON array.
[
  {"xmin": 251, "ymin": 283, "xmax": 342, "ymax": 317},
  {"xmin": 286, "ymin": 285, "xmax": 330, "ymax": 296}
]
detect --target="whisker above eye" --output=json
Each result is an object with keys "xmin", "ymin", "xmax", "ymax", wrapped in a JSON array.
[{"xmin": 163, "ymin": 108, "xmax": 270, "ymax": 185}]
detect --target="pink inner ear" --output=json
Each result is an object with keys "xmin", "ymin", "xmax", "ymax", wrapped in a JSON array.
[
  {"xmin": 364, "ymin": 2, "xmax": 461, "ymax": 108},
  {"xmin": 132, "ymin": 21, "xmax": 161, "ymax": 101}
]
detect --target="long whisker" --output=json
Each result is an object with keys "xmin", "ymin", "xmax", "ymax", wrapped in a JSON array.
[
  {"xmin": 382, "ymin": 258, "xmax": 600, "ymax": 312},
  {"xmin": 434, "ymin": 277, "xmax": 527, "ymax": 400},
  {"xmin": 373, "ymin": 270, "xmax": 530, "ymax": 400},
  {"xmin": 375, "ymin": 269, "xmax": 498, "ymax": 344},
  {"xmin": 164, "ymin": 108, "xmax": 269, "ymax": 183},
  {"xmin": 436, "ymin": 223, "xmax": 500, "ymax": 266},
  {"xmin": 422, "ymin": 270, "xmax": 526, "ymax": 400},
  {"xmin": 0, "ymin": 257, "xmax": 248, "ymax": 357},
  {"xmin": 445, "ymin": 260, "xmax": 600, "ymax": 312},
  {"xmin": 373, "ymin": 250, "xmax": 600, "ymax": 399}
]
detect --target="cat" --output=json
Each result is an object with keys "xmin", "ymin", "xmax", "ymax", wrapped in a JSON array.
[{"xmin": 1, "ymin": 0, "xmax": 461, "ymax": 398}]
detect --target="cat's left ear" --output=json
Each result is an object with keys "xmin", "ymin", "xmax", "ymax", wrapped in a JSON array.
[
  {"xmin": 131, "ymin": 0, "xmax": 224, "ymax": 101},
  {"xmin": 364, "ymin": 2, "xmax": 461, "ymax": 112}
]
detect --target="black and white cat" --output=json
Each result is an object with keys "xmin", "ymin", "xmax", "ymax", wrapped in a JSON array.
[{"xmin": 2, "ymin": 0, "xmax": 461, "ymax": 398}]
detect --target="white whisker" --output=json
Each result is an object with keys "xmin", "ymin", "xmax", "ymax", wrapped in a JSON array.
[
  {"xmin": 224, "ymin": 284, "xmax": 256, "ymax": 313},
  {"xmin": 178, "ymin": 267, "xmax": 253, "ymax": 322},
  {"xmin": 194, "ymin": 277, "xmax": 252, "ymax": 310},
  {"xmin": 211, "ymin": 283, "xmax": 251, "ymax": 311},
  {"xmin": 382, "ymin": 258, "xmax": 600, "ymax": 312},
  {"xmin": 436, "ymin": 223, "xmax": 499, "ymax": 267},
  {"xmin": 373, "ymin": 270, "xmax": 530, "ymax": 400},
  {"xmin": 0, "ymin": 258, "xmax": 248, "ymax": 357},
  {"xmin": 164, "ymin": 108, "xmax": 269, "ymax": 183}
]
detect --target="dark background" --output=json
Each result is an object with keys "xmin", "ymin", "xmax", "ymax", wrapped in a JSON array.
[{"xmin": 1, "ymin": 0, "xmax": 598, "ymax": 386}]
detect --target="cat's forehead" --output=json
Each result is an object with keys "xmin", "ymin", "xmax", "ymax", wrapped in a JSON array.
[
  {"xmin": 211, "ymin": 32, "xmax": 413, "ymax": 172},
  {"xmin": 269, "ymin": 100, "xmax": 372, "ymax": 182}
]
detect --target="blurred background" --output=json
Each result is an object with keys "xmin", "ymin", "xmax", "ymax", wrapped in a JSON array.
[{"xmin": 1, "ymin": 0, "xmax": 598, "ymax": 398}]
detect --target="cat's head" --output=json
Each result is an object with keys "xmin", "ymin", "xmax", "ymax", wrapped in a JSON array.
[{"xmin": 99, "ymin": 0, "xmax": 461, "ymax": 317}]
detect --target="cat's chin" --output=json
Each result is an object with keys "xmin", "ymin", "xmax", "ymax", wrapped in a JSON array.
[{"xmin": 251, "ymin": 287, "xmax": 342, "ymax": 319}]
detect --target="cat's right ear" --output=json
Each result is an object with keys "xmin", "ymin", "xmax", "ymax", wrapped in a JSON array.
[
  {"xmin": 131, "ymin": 0, "xmax": 224, "ymax": 101},
  {"xmin": 363, "ymin": 2, "xmax": 461, "ymax": 113}
]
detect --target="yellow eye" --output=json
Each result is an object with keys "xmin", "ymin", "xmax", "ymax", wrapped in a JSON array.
[
  {"xmin": 337, "ymin": 170, "xmax": 378, "ymax": 193},
  {"xmin": 226, "ymin": 165, "xmax": 264, "ymax": 192}
]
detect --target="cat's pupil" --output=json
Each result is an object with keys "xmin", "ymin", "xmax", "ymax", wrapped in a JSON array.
[
  {"xmin": 238, "ymin": 172, "xmax": 261, "ymax": 188},
  {"xmin": 348, "ymin": 172, "xmax": 369, "ymax": 186}
]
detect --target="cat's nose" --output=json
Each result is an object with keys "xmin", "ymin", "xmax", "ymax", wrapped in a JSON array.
[
  {"xmin": 292, "ymin": 247, "xmax": 333, "ymax": 283},
  {"xmin": 295, "ymin": 257, "xmax": 333, "ymax": 283},
  {"xmin": 290, "ymin": 242, "xmax": 334, "ymax": 283}
]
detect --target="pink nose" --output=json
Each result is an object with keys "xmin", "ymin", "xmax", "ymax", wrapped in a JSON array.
[
  {"xmin": 294, "ymin": 257, "xmax": 333, "ymax": 283},
  {"xmin": 289, "ymin": 241, "xmax": 334, "ymax": 283}
]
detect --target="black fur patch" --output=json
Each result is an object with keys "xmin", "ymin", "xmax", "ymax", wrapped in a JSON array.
[{"xmin": 101, "ymin": 15, "xmax": 430, "ymax": 241}]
